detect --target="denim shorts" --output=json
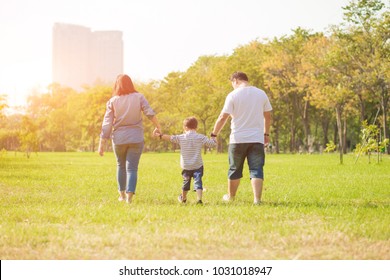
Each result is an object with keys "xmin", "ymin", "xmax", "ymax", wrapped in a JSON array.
[
  {"xmin": 228, "ymin": 143, "xmax": 265, "ymax": 180},
  {"xmin": 182, "ymin": 166, "xmax": 204, "ymax": 191}
]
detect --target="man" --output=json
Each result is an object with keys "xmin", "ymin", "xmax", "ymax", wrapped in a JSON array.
[{"xmin": 211, "ymin": 71, "xmax": 272, "ymax": 204}]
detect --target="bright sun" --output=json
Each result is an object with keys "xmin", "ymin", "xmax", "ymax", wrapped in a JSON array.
[{"xmin": 0, "ymin": 60, "xmax": 51, "ymax": 107}]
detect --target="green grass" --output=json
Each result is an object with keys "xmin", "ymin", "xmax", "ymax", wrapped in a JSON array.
[{"xmin": 0, "ymin": 151, "xmax": 389, "ymax": 260}]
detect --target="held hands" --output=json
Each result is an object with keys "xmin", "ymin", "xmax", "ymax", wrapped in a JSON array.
[
  {"xmin": 153, "ymin": 128, "xmax": 161, "ymax": 138},
  {"xmin": 210, "ymin": 133, "xmax": 218, "ymax": 143}
]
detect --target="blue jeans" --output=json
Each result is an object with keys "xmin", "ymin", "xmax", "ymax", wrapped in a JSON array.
[
  {"xmin": 228, "ymin": 143, "xmax": 265, "ymax": 180},
  {"xmin": 182, "ymin": 166, "xmax": 204, "ymax": 191},
  {"xmin": 113, "ymin": 142, "xmax": 144, "ymax": 193}
]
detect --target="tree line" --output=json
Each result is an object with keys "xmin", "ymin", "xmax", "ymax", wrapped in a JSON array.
[{"xmin": 0, "ymin": 0, "xmax": 389, "ymax": 161}]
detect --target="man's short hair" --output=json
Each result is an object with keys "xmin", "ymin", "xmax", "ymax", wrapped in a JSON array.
[
  {"xmin": 184, "ymin": 117, "xmax": 198, "ymax": 129},
  {"xmin": 230, "ymin": 71, "xmax": 249, "ymax": 82}
]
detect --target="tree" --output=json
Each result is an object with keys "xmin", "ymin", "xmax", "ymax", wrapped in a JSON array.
[
  {"xmin": 151, "ymin": 72, "xmax": 187, "ymax": 151},
  {"xmin": 79, "ymin": 84, "xmax": 112, "ymax": 152},
  {"xmin": 305, "ymin": 33, "xmax": 356, "ymax": 163},
  {"xmin": 262, "ymin": 29, "xmax": 316, "ymax": 152},
  {"xmin": 27, "ymin": 84, "xmax": 79, "ymax": 151},
  {"xmin": 342, "ymin": 0, "xmax": 390, "ymax": 153},
  {"xmin": 182, "ymin": 55, "xmax": 230, "ymax": 153},
  {"xmin": 5, "ymin": 0, "xmax": 386, "ymax": 156},
  {"xmin": 19, "ymin": 116, "xmax": 39, "ymax": 158}
]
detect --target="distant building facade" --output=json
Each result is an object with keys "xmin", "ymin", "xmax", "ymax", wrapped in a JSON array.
[{"xmin": 52, "ymin": 23, "xmax": 123, "ymax": 90}]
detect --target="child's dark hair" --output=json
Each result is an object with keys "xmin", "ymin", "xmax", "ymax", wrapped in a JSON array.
[{"xmin": 183, "ymin": 117, "xmax": 198, "ymax": 129}]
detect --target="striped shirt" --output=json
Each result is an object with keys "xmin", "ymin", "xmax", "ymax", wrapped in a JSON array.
[{"xmin": 170, "ymin": 130, "xmax": 217, "ymax": 170}]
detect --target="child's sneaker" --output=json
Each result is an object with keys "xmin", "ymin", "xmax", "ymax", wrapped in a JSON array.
[{"xmin": 178, "ymin": 194, "xmax": 187, "ymax": 203}]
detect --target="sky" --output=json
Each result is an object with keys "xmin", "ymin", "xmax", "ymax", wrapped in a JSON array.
[{"xmin": 0, "ymin": 0, "xmax": 351, "ymax": 107}]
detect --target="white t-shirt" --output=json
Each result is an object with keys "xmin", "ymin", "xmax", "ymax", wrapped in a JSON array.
[{"xmin": 221, "ymin": 85, "xmax": 272, "ymax": 144}]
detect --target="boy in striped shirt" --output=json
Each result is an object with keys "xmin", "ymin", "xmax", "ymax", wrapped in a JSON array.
[{"xmin": 154, "ymin": 117, "xmax": 217, "ymax": 204}]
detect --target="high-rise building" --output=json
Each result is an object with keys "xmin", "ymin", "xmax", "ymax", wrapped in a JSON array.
[{"xmin": 52, "ymin": 23, "xmax": 123, "ymax": 90}]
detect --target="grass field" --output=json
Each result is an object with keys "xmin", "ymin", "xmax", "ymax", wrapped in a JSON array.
[{"xmin": 0, "ymin": 151, "xmax": 389, "ymax": 260}]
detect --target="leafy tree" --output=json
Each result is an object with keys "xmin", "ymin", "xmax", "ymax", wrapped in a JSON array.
[
  {"xmin": 27, "ymin": 84, "xmax": 79, "ymax": 151},
  {"xmin": 182, "ymin": 56, "xmax": 230, "ymax": 153},
  {"xmin": 263, "ymin": 29, "xmax": 316, "ymax": 152},
  {"xmin": 341, "ymin": 0, "xmax": 390, "ymax": 153},
  {"xmin": 2, "ymin": 0, "xmax": 387, "ymax": 156},
  {"xmin": 149, "ymin": 72, "xmax": 187, "ymax": 151},
  {"xmin": 80, "ymin": 84, "xmax": 112, "ymax": 151},
  {"xmin": 19, "ymin": 116, "xmax": 39, "ymax": 158},
  {"xmin": 305, "ymin": 33, "xmax": 356, "ymax": 163}
]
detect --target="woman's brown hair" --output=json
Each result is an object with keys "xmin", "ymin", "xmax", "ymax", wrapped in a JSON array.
[{"xmin": 113, "ymin": 74, "xmax": 137, "ymax": 96}]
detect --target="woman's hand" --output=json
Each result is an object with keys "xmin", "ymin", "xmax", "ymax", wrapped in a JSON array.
[{"xmin": 98, "ymin": 139, "xmax": 106, "ymax": 156}]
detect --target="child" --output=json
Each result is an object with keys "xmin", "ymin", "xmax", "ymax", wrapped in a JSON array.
[{"xmin": 153, "ymin": 117, "xmax": 217, "ymax": 204}]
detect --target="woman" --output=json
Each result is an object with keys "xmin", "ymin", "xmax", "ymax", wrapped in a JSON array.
[{"xmin": 98, "ymin": 74, "xmax": 161, "ymax": 203}]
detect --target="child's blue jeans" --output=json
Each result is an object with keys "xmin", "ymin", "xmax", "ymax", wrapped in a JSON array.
[{"xmin": 181, "ymin": 166, "xmax": 204, "ymax": 191}]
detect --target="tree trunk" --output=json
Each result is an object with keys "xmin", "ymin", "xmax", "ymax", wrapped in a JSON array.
[
  {"xmin": 275, "ymin": 126, "xmax": 280, "ymax": 154},
  {"xmin": 272, "ymin": 115, "xmax": 280, "ymax": 154},
  {"xmin": 381, "ymin": 86, "xmax": 389, "ymax": 154},
  {"xmin": 290, "ymin": 112, "xmax": 296, "ymax": 153},
  {"xmin": 357, "ymin": 91, "xmax": 366, "ymax": 122},
  {"xmin": 321, "ymin": 115, "xmax": 329, "ymax": 148},
  {"xmin": 302, "ymin": 100, "xmax": 310, "ymax": 151},
  {"xmin": 335, "ymin": 105, "xmax": 344, "ymax": 164},
  {"xmin": 217, "ymin": 137, "xmax": 224, "ymax": 153},
  {"xmin": 343, "ymin": 116, "xmax": 347, "ymax": 154},
  {"xmin": 91, "ymin": 136, "xmax": 96, "ymax": 152}
]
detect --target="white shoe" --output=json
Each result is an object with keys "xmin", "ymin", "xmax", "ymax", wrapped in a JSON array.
[{"xmin": 222, "ymin": 194, "xmax": 234, "ymax": 202}]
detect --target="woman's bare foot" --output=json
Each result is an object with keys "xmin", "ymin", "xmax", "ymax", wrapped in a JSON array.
[{"xmin": 118, "ymin": 191, "xmax": 126, "ymax": 202}]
